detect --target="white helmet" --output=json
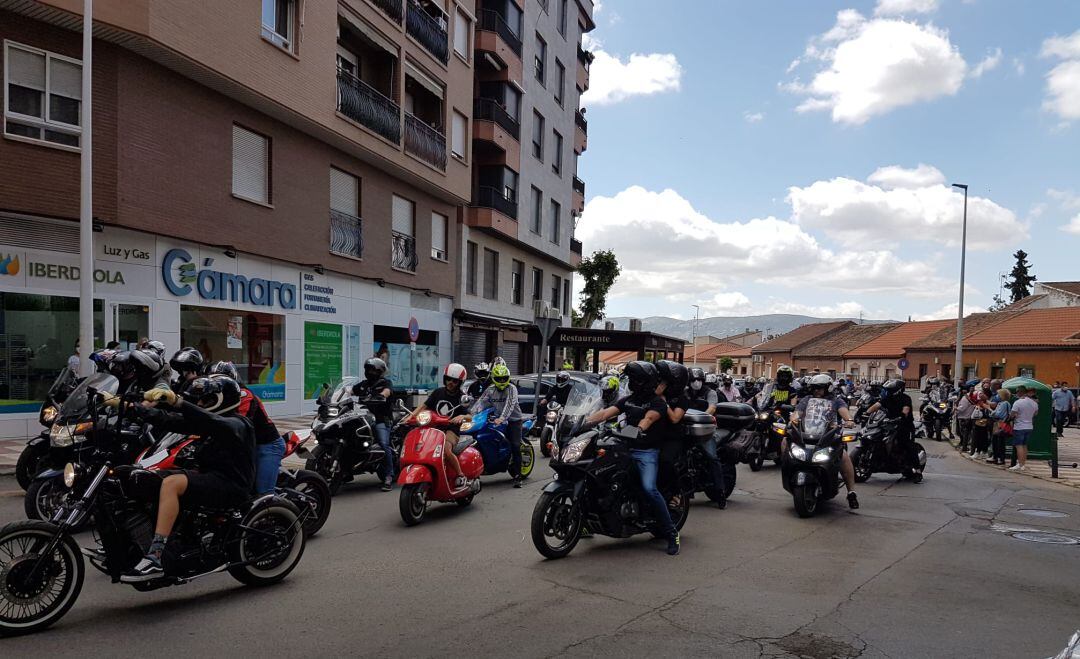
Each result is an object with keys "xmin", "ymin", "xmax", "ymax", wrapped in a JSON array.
[
  {"xmin": 809, "ymin": 373, "xmax": 833, "ymax": 393},
  {"xmin": 444, "ymin": 363, "xmax": 467, "ymax": 384}
]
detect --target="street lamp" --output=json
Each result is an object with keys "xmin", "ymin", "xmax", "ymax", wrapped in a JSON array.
[
  {"xmin": 952, "ymin": 183, "xmax": 968, "ymax": 382},
  {"xmin": 691, "ymin": 305, "xmax": 699, "ymax": 367}
]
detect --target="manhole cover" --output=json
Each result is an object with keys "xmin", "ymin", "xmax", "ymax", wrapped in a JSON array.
[
  {"xmin": 1018, "ymin": 509, "xmax": 1069, "ymax": 518},
  {"xmin": 1008, "ymin": 531, "xmax": 1079, "ymax": 545}
]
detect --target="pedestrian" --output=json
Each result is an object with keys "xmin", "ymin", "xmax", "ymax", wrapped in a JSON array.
[
  {"xmin": 969, "ymin": 392, "xmax": 992, "ymax": 460},
  {"xmin": 67, "ymin": 340, "xmax": 81, "ymax": 374},
  {"xmin": 989, "ymin": 388, "xmax": 1012, "ymax": 465},
  {"xmin": 955, "ymin": 384, "xmax": 975, "ymax": 452},
  {"xmin": 1051, "ymin": 381, "xmax": 1076, "ymax": 437},
  {"xmin": 1009, "ymin": 387, "xmax": 1038, "ymax": 472}
]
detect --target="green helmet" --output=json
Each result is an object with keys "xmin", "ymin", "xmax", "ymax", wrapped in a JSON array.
[
  {"xmin": 491, "ymin": 363, "xmax": 511, "ymax": 390},
  {"xmin": 776, "ymin": 365, "xmax": 794, "ymax": 386}
]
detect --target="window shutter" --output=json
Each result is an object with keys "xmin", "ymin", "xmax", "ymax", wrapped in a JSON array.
[
  {"xmin": 50, "ymin": 59, "xmax": 82, "ymax": 100},
  {"xmin": 431, "ymin": 212, "xmax": 447, "ymax": 251},
  {"xmin": 232, "ymin": 125, "xmax": 269, "ymax": 203},
  {"xmin": 451, "ymin": 111, "xmax": 467, "ymax": 158},
  {"xmin": 330, "ymin": 167, "xmax": 358, "ymax": 215},
  {"xmin": 453, "ymin": 10, "xmax": 469, "ymax": 57},
  {"xmin": 392, "ymin": 195, "xmax": 414, "ymax": 235},
  {"xmin": 8, "ymin": 46, "xmax": 45, "ymax": 89}
]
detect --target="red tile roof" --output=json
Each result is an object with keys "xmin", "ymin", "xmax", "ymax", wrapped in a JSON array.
[
  {"xmin": 752, "ymin": 321, "xmax": 853, "ymax": 353},
  {"xmin": 691, "ymin": 342, "xmax": 743, "ymax": 361},
  {"xmin": 962, "ymin": 307, "xmax": 1080, "ymax": 348},
  {"xmin": 794, "ymin": 323, "xmax": 900, "ymax": 358},
  {"xmin": 1000, "ymin": 294, "xmax": 1046, "ymax": 311},
  {"xmin": 599, "ymin": 350, "xmax": 637, "ymax": 365},
  {"xmin": 719, "ymin": 345, "xmax": 753, "ymax": 358},
  {"xmin": 906, "ymin": 312, "xmax": 1025, "ymax": 350},
  {"xmin": 846, "ymin": 319, "xmax": 954, "ymax": 357},
  {"xmin": 1040, "ymin": 282, "xmax": 1080, "ymax": 297}
]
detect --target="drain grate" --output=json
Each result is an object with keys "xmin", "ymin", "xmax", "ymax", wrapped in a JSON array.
[
  {"xmin": 1017, "ymin": 509, "xmax": 1069, "ymax": 518},
  {"xmin": 1009, "ymin": 531, "xmax": 1079, "ymax": 545}
]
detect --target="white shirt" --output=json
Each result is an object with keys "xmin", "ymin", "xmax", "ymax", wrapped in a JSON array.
[
  {"xmin": 67, "ymin": 354, "xmax": 81, "ymax": 373},
  {"xmin": 1012, "ymin": 396, "xmax": 1038, "ymax": 431}
]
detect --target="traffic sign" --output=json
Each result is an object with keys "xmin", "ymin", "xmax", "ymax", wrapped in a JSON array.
[
  {"xmin": 897, "ymin": 358, "xmax": 910, "ymax": 371},
  {"xmin": 408, "ymin": 317, "xmax": 420, "ymax": 343}
]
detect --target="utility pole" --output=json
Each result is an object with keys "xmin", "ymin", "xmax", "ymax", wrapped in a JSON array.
[
  {"xmin": 951, "ymin": 183, "xmax": 969, "ymax": 381},
  {"xmin": 79, "ymin": 0, "xmax": 94, "ymax": 375},
  {"xmin": 691, "ymin": 305, "xmax": 699, "ymax": 368}
]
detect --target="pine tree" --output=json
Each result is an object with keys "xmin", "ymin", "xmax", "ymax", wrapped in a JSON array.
[{"xmin": 1004, "ymin": 250, "xmax": 1036, "ymax": 303}]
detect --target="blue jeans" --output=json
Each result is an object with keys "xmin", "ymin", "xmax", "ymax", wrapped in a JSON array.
[
  {"xmin": 375, "ymin": 423, "xmax": 394, "ymax": 481},
  {"xmin": 255, "ymin": 436, "xmax": 286, "ymax": 495},
  {"xmin": 630, "ymin": 448, "xmax": 676, "ymax": 538}
]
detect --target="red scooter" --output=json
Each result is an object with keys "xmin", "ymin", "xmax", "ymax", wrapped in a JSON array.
[{"xmin": 397, "ymin": 410, "xmax": 484, "ymax": 526}]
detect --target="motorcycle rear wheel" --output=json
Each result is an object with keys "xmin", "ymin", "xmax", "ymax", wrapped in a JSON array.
[
  {"xmin": 399, "ymin": 483, "xmax": 429, "ymax": 526},
  {"xmin": 531, "ymin": 490, "xmax": 582, "ymax": 559},
  {"xmin": 748, "ymin": 453, "xmax": 764, "ymax": 472},
  {"xmin": 0, "ymin": 521, "xmax": 85, "ymax": 637},
  {"xmin": 228, "ymin": 499, "xmax": 305, "ymax": 586},
  {"xmin": 518, "ymin": 443, "xmax": 536, "ymax": 479},
  {"xmin": 793, "ymin": 484, "xmax": 819, "ymax": 518},
  {"xmin": 281, "ymin": 470, "xmax": 332, "ymax": 537}
]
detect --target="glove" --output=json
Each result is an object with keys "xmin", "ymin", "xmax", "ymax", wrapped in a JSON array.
[
  {"xmin": 101, "ymin": 394, "xmax": 122, "ymax": 409},
  {"xmin": 144, "ymin": 388, "xmax": 180, "ymax": 407}
]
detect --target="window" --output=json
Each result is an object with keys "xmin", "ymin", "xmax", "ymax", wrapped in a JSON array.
[
  {"xmin": 549, "ymin": 200, "xmax": 561, "ymax": 245},
  {"xmin": 329, "ymin": 167, "xmax": 361, "ymax": 258},
  {"xmin": 232, "ymin": 125, "xmax": 271, "ymax": 204},
  {"xmin": 531, "ymin": 186, "xmax": 543, "ymax": 234},
  {"xmin": 181, "ymin": 305, "xmax": 285, "ymax": 399},
  {"xmin": 554, "ymin": 59, "xmax": 565, "ymax": 106},
  {"xmin": 4, "ymin": 42, "xmax": 82, "ymax": 149},
  {"xmin": 532, "ymin": 111, "xmax": 544, "ymax": 161},
  {"xmin": 552, "ymin": 130, "xmax": 563, "ymax": 175},
  {"xmin": 532, "ymin": 267, "xmax": 544, "ymax": 301},
  {"xmin": 431, "ymin": 212, "xmax": 448, "ymax": 260},
  {"xmin": 558, "ymin": 0, "xmax": 568, "ymax": 36},
  {"xmin": 329, "ymin": 167, "xmax": 359, "ymax": 216},
  {"xmin": 511, "ymin": 260, "xmax": 524, "ymax": 305},
  {"xmin": 391, "ymin": 195, "xmax": 417, "ymax": 271},
  {"xmin": 451, "ymin": 110, "xmax": 468, "ymax": 160},
  {"xmin": 483, "ymin": 248, "xmax": 499, "ymax": 300},
  {"xmin": 261, "ymin": 0, "xmax": 296, "ymax": 51},
  {"xmin": 534, "ymin": 33, "xmax": 546, "ymax": 85},
  {"xmin": 562, "ymin": 279, "xmax": 570, "ymax": 314},
  {"xmin": 466, "ymin": 241, "xmax": 478, "ymax": 295},
  {"xmin": 453, "ymin": 8, "xmax": 472, "ymax": 60},
  {"xmin": 551, "ymin": 274, "xmax": 561, "ymax": 309}
]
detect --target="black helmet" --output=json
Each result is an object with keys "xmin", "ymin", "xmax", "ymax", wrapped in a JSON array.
[
  {"xmin": 206, "ymin": 360, "xmax": 240, "ymax": 381},
  {"xmin": 776, "ymin": 365, "xmax": 794, "ymax": 386},
  {"xmin": 721, "ymin": 374, "xmax": 733, "ymax": 386},
  {"xmin": 555, "ymin": 371, "xmax": 571, "ymax": 388},
  {"xmin": 705, "ymin": 373, "xmax": 719, "ymax": 390},
  {"xmin": 110, "ymin": 349, "xmax": 165, "ymax": 382},
  {"xmin": 170, "ymin": 347, "xmax": 205, "ymax": 375},
  {"xmin": 364, "ymin": 357, "xmax": 387, "ymax": 381},
  {"xmin": 656, "ymin": 360, "xmax": 688, "ymax": 392},
  {"xmin": 927, "ymin": 376, "xmax": 940, "ymax": 387},
  {"xmin": 687, "ymin": 367, "xmax": 706, "ymax": 392},
  {"xmin": 882, "ymin": 379, "xmax": 905, "ymax": 398},
  {"xmin": 182, "ymin": 374, "xmax": 242, "ymax": 413},
  {"xmin": 625, "ymin": 361, "xmax": 659, "ymax": 395},
  {"xmin": 145, "ymin": 340, "xmax": 167, "ymax": 358}
]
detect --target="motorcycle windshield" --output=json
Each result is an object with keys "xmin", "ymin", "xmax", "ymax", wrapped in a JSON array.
[
  {"xmin": 47, "ymin": 366, "xmax": 77, "ymax": 399},
  {"xmin": 321, "ymin": 378, "xmax": 360, "ymax": 406},
  {"xmin": 59, "ymin": 373, "xmax": 119, "ymax": 421},
  {"xmin": 929, "ymin": 388, "xmax": 942, "ymax": 404},
  {"xmin": 800, "ymin": 397, "xmax": 834, "ymax": 440}
]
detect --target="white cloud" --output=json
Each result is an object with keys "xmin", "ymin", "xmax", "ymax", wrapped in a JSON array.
[
  {"xmin": 788, "ymin": 165, "xmax": 1026, "ymax": 250},
  {"xmin": 743, "ymin": 111, "xmax": 764, "ymax": 123},
  {"xmin": 874, "ymin": 0, "xmax": 939, "ymax": 16},
  {"xmin": 581, "ymin": 32, "xmax": 603, "ymax": 51},
  {"xmin": 1041, "ymin": 30, "xmax": 1080, "ymax": 121},
  {"xmin": 970, "ymin": 47, "xmax": 1002, "ymax": 79},
  {"xmin": 786, "ymin": 11, "xmax": 967, "ymax": 124},
  {"xmin": 581, "ymin": 51, "xmax": 682, "ymax": 106},
  {"xmin": 1013, "ymin": 58, "xmax": 1026, "ymax": 76},
  {"xmin": 766, "ymin": 300, "xmax": 874, "ymax": 317},
  {"xmin": 911, "ymin": 302, "xmax": 986, "ymax": 321},
  {"xmin": 1062, "ymin": 213, "xmax": 1080, "ymax": 235}
]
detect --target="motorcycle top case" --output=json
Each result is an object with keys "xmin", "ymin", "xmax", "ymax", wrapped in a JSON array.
[
  {"xmin": 714, "ymin": 402, "xmax": 756, "ymax": 431},
  {"xmin": 682, "ymin": 410, "xmax": 718, "ymax": 438}
]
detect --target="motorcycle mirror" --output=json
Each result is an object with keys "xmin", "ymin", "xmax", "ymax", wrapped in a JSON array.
[{"xmin": 460, "ymin": 395, "xmax": 474, "ymax": 406}]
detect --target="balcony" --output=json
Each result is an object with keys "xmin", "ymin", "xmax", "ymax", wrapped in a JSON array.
[
  {"xmin": 337, "ymin": 70, "xmax": 401, "ymax": 144},
  {"xmin": 404, "ymin": 112, "xmax": 447, "ymax": 170},
  {"xmin": 474, "ymin": 98, "xmax": 520, "ymax": 140},
  {"xmin": 575, "ymin": 109, "xmax": 588, "ymax": 132},
  {"xmin": 577, "ymin": 45, "xmax": 594, "ymax": 66},
  {"xmin": 407, "ymin": 1, "xmax": 449, "ymax": 64},
  {"xmin": 572, "ymin": 177, "xmax": 585, "ymax": 215},
  {"xmin": 574, "ymin": 118, "xmax": 587, "ymax": 154},
  {"xmin": 570, "ymin": 238, "xmax": 583, "ymax": 268},
  {"xmin": 572, "ymin": 177, "xmax": 585, "ymax": 195},
  {"xmin": 478, "ymin": 9, "xmax": 522, "ymax": 56},
  {"xmin": 329, "ymin": 210, "xmax": 363, "ymax": 259},
  {"xmin": 475, "ymin": 185, "xmax": 518, "ymax": 219},
  {"xmin": 576, "ymin": 46, "xmax": 592, "ymax": 92},
  {"xmin": 392, "ymin": 231, "xmax": 418, "ymax": 272},
  {"xmin": 371, "ymin": 0, "xmax": 404, "ymax": 24}
]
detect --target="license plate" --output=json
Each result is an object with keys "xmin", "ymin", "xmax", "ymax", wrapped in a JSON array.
[{"xmin": 138, "ymin": 449, "xmax": 169, "ymax": 468}]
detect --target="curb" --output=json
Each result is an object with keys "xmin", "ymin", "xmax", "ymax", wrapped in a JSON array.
[{"xmin": 947, "ymin": 439, "xmax": 1080, "ymax": 490}]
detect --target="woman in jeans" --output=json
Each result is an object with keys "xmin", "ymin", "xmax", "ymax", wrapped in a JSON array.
[
  {"xmin": 988, "ymin": 389, "xmax": 1012, "ymax": 465},
  {"xmin": 969, "ymin": 392, "xmax": 992, "ymax": 460}
]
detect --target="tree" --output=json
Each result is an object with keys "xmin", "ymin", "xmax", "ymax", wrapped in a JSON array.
[
  {"xmin": 574, "ymin": 249, "xmax": 621, "ymax": 329},
  {"xmin": 1004, "ymin": 250, "xmax": 1036, "ymax": 303},
  {"xmin": 988, "ymin": 293, "xmax": 1009, "ymax": 312},
  {"xmin": 719, "ymin": 357, "xmax": 734, "ymax": 373}
]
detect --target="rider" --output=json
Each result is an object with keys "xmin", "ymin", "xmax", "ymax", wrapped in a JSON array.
[
  {"xmin": 539, "ymin": 371, "xmax": 574, "ymax": 410},
  {"xmin": 352, "ymin": 358, "xmax": 395, "ymax": 491},
  {"xmin": 108, "ymin": 348, "xmax": 171, "ymax": 394},
  {"xmin": 867, "ymin": 379, "xmax": 917, "ymax": 471},
  {"xmin": 600, "ymin": 370, "xmax": 622, "ymax": 408},
  {"xmin": 717, "ymin": 375, "xmax": 742, "ymax": 403},
  {"xmin": 686, "ymin": 367, "xmax": 728, "ymax": 509},
  {"xmin": 586, "ymin": 360, "xmax": 680, "ymax": 556},
  {"xmin": 467, "ymin": 362, "xmax": 491, "ymax": 399},
  {"xmin": 122, "ymin": 375, "xmax": 255, "ymax": 581},
  {"xmin": 705, "ymin": 374, "xmax": 719, "ymax": 392},
  {"xmin": 406, "ymin": 363, "xmax": 471, "ymax": 488},
  {"xmin": 205, "ymin": 361, "xmax": 283, "ymax": 495},
  {"xmin": 789, "ymin": 373, "xmax": 860, "ymax": 509},
  {"xmin": 168, "ymin": 347, "xmax": 204, "ymax": 395},
  {"xmin": 470, "ymin": 363, "xmax": 525, "ymax": 487},
  {"xmin": 762, "ymin": 365, "xmax": 798, "ymax": 410},
  {"xmin": 741, "ymin": 377, "xmax": 759, "ymax": 402}
]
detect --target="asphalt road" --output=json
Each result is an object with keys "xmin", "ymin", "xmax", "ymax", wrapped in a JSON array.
[{"xmin": 1, "ymin": 445, "xmax": 1078, "ymax": 658}]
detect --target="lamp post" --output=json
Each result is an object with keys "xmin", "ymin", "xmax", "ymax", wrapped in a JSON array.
[
  {"xmin": 78, "ymin": 0, "xmax": 94, "ymax": 375},
  {"xmin": 691, "ymin": 305, "xmax": 699, "ymax": 368},
  {"xmin": 951, "ymin": 183, "xmax": 968, "ymax": 382}
]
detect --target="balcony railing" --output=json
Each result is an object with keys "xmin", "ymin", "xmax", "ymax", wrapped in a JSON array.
[
  {"xmin": 404, "ymin": 113, "xmax": 447, "ymax": 170},
  {"xmin": 575, "ymin": 109, "xmax": 588, "ymax": 131},
  {"xmin": 475, "ymin": 185, "xmax": 518, "ymax": 220},
  {"xmin": 337, "ymin": 70, "xmax": 401, "ymax": 144},
  {"xmin": 329, "ymin": 210, "xmax": 363, "ymax": 259},
  {"xmin": 577, "ymin": 45, "xmax": 594, "ymax": 66},
  {"xmin": 473, "ymin": 98, "xmax": 520, "ymax": 140},
  {"xmin": 407, "ymin": 1, "xmax": 449, "ymax": 63},
  {"xmin": 392, "ymin": 231, "xmax": 418, "ymax": 272},
  {"xmin": 478, "ymin": 9, "xmax": 522, "ymax": 56},
  {"xmin": 371, "ymin": 0, "xmax": 403, "ymax": 24},
  {"xmin": 571, "ymin": 238, "xmax": 583, "ymax": 255},
  {"xmin": 572, "ymin": 176, "xmax": 585, "ymax": 195}
]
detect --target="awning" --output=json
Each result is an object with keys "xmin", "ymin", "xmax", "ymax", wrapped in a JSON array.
[
  {"xmin": 339, "ymin": 8, "xmax": 398, "ymax": 57},
  {"xmin": 454, "ymin": 309, "xmax": 533, "ymax": 330},
  {"xmin": 405, "ymin": 61, "xmax": 444, "ymax": 100}
]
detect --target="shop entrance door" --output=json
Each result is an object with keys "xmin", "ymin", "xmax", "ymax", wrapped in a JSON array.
[{"xmin": 104, "ymin": 303, "xmax": 150, "ymax": 350}]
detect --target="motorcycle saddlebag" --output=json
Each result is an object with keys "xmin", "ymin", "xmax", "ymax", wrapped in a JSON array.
[
  {"xmin": 682, "ymin": 410, "xmax": 717, "ymax": 438},
  {"xmin": 714, "ymin": 402, "xmax": 756, "ymax": 431},
  {"xmin": 722, "ymin": 429, "xmax": 757, "ymax": 461}
]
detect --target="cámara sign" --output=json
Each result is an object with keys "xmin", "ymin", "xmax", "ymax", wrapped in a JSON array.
[{"xmin": 162, "ymin": 248, "xmax": 296, "ymax": 309}]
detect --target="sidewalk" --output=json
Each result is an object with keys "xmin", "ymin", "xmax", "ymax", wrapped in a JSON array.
[{"xmin": 951, "ymin": 425, "xmax": 1080, "ymax": 489}]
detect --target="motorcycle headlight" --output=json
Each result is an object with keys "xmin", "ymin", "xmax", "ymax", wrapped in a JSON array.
[
  {"xmin": 757, "ymin": 412, "xmax": 770, "ymax": 421},
  {"xmin": 545, "ymin": 411, "xmax": 558, "ymax": 423},
  {"xmin": 327, "ymin": 407, "xmax": 340, "ymax": 418},
  {"xmin": 63, "ymin": 462, "xmax": 77, "ymax": 488},
  {"xmin": 812, "ymin": 448, "xmax": 832, "ymax": 463},
  {"xmin": 560, "ymin": 436, "xmax": 592, "ymax": 463},
  {"xmin": 417, "ymin": 411, "xmax": 432, "ymax": 427},
  {"xmin": 42, "ymin": 406, "xmax": 58, "ymax": 424},
  {"xmin": 50, "ymin": 423, "xmax": 73, "ymax": 448},
  {"xmin": 789, "ymin": 444, "xmax": 808, "ymax": 461},
  {"xmin": 938, "ymin": 403, "xmax": 947, "ymax": 409}
]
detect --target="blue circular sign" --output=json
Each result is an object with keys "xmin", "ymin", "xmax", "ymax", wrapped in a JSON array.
[
  {"xmin": 897, "ymin": 358, "xmax": 910, "ymax": 371},
  {"xmin": 408, "ymin": 317, "xmax": 420, "ymax": 343}
]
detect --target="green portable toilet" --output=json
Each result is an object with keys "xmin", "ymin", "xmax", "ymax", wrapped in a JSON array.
[{"xmin": 1001, "ymin": 377, "xmax": 1053, "ymax": 459}]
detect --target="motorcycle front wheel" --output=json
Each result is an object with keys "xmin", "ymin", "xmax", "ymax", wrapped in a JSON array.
[
  {"xmin": 280, "ymin": 470, "xmax": 332, "ymax": 537},
  {"xmin": 304, "ymin": 444, "xmax": 344, "ymax": 495},
  {"xmin": 792, "ymin": 484, "xmax": 820, "ymax": 518},
  {"xmin": 539, "ymin": 427, "xmax": 554, "ymax": 458},
  {"xmin": 228, "ymin": 499, "xmax": 305, "ymax": 586},
  {"xmin": 399, "ymin": 483, "xmax": 429, "ymax": 526},
  {"xmin": 0, "ymin": 521, "xmax": 85, "ymax": 637},
  {"xmin": 15, "ymin": 444, "xmax": 47, "ymax": 491},
  {"xmin": 24, "ymin": 478, "xmax": 81, "ymax": 529},
  {"xmin": 531, "ymin": 490, "xmax": 582, "ymax": 559},
  {"xmin": 748, "ymin": 453, "xmax": 764, "ymax": 472},
  {"xmin": 849, "ymin": 447, "xmax": 872, "ymax": 483}
]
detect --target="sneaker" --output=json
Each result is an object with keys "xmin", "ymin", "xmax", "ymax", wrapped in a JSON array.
[
  {"xmin": 985, "ymin": 457, "xmax": 996, "ymax": 463},
  {"xmin": 120, "ymin": 556, "xmax": 163, "ymax": 583},
  {"xmin": 80, "ymin": 546, "xmax": 107, "ymax": 560},
  {"xmin": 512, "ymin": 477, "xmax": 523, "ymax": 489},
  {"xmin": 847, "ymin": 491, "xmax": 860, "ymax": 510},
  {"xmin": 666, "ymin": 533, "xmax": 680, "ymax": 556},
  {"xmin": 716, "ymin": 497, "xmax": 727, "ymax": 510},
  {"xmin": 1007, "ymin": 464, "xmax": 1022, "ymax": 472},
  {"xmin": 381, "ymin": 478, "xmax": 393, "ymax": 492}
]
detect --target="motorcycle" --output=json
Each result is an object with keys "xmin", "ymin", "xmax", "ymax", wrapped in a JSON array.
[
  {"xmin": 0, "ymin": 391, "xmax": 306, "ymax": 637},
  {"xmin": 16, "ymin": 367, "xmax": 79, "ymax": 490},
  {"xmin": 920, "ymin": 388, "xmax": 953, "ymax": 441},
  {"xmin": 683, "ymin": 403, "xmax": 755, "ymax": 502},
  {"xmin": 745, "ymin": 404, "xmax": 792, "ymax": 471},
  {"xmin": 396, "ymin": 409, "xmax": 484, "ymax": 526},
  {"xmin": 535, "ymin": 400, "xmax": 563, "ymax": 458},
  {"xmin": 458, "ymin": 407, "xmax": 536, "ymax": 481},
  {"xmin": 849, "ymin": 411, "xmax": 927, "ymax": 483},
  {"xmin": 780, "ymin": 397, "xmax": 858, "ymax": 518},
  {"xmin": 531, "ymin": 388, "xmax": 690, "ymax": 559}
]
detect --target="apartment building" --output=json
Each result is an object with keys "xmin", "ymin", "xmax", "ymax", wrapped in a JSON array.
[
  {"xmin": 0, "ymin": 0, "xmax": 478, "ymax": 436},
  {"xmin": 453, "ymin": 0, "xmax": 593, "ymax": 373}
]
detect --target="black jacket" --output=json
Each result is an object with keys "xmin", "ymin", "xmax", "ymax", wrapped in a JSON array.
[{"xmin": 145, "ymin": 402, "xmax": 255, "ymax": 491}]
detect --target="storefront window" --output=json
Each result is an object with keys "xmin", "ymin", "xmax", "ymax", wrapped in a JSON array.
[
  {"xmin": 180, "ymin": 305, "xmax": 285, "ymax": 401},
  {"xmin": 373, "ymin": 325, "xmax": 440, "ymax": 391}
]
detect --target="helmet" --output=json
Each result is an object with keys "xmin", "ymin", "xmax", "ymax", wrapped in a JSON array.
[
  {"xmin": 182, "ymin": 374, "xmax": 242, "ymax": 413},
  {"xmin": 474, "ymin": 362, "xmax": 490, "ymax": 380},
  {"xmin": 688, "ymin": 368, "xmax": 706, "ymax": 392},
  {"xmin": 490, "ymin": 364, "xmax": 511, "ymax": 390},
  {"xmin": 882, "ymin": 379, "xmax": 905, "ymax": 398},
  {"xmin": 492, "ymin": 356, "xmax": 507, "ymax": 367},
  {"xmin": 705, "ymin": 374, "xmax": 719, "ymax": 390},
  {"xmin": 808, "ymin": 373, "xmax": 833, "ymax": 395},
  {"xmin": 625, "ymin": 361, "xmax": 659, "ymax": 395},
  {"xmin": 721, "ymin": 374, "xmax": 733, "ymax": 386},
  {"xmin": 656, "ymin": 360, "xmax": 688, "ymax": 392},
  {"xmin": 90, "ymin": 349, "xmax": 117, "ymax": 373},
  {"xmin": 555, "ymin": 372, "xmax": 571, "ymax": 389},
  {"xmin": 110, "ymin": 349, "xmax": 165, "ymax": 382},
  {"xmin": 144, "ymin": 340, "xmax": 167, "ymax": 358},
  {"xmin": 927, "ymin": 376, "xmax": 940, "ymax": 387},
  {"xmin": 364, "ymin": 357, "xmax": 387, "ymax": 381},
  {"xmin": 757, "ymin": 377, "xmax": 767, "ymax": 385},
  {"xmin": 170, "ymin": 347, "xmax": 205, "ymax": 376},
  {"xmin": 776, "ymin": 365, "xmax": 794, "ymax": 386},
  {"xmin": 206, "ymin": 360, "xmax": 240, "ymax": 381},
  {"xmin": 443, "ymin": 363, "xmax": 467, "ymax": 386}
]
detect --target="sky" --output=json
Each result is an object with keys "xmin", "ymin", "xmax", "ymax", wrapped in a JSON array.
[{"xmin": 573, "ymin": 0, "xmax": 1080, "ymax": 322}]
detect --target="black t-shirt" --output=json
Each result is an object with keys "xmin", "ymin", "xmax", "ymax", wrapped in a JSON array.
[
  {"xmin": 882, "ymin": 393, "xmax": 914, "ymax": 427},
  {"xmin": 661, "ymin": 394, "xmax": 691, "ymax": 440},
  {"xmin": 353, "ymin": 377, "xmax": 393, "ymax": 423},
  {"xmin": 467, "ymin": 380, "xmax": 488, "ymax": 399},
  {"xmin": 424, "ymin": 387, "xmax": 466, "ymax": 417},
  {"xmin": 614, "ymin": 394, "xmax": 668, "ymax": 450},
  {"xmin": 145, "ymin": 403, "xmax": 255, "ymax": 491},
  {"xmin": 765, "ymin": 385, "xmax": 796, "ymax": 407}
]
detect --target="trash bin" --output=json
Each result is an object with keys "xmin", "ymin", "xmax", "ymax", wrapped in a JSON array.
[{"xmin": 1001, "ymin": 377, "xmax": 1053, "ymax": 459}]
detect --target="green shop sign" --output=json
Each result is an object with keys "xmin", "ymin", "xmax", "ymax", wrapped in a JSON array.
[{"xmin": 304, "ymin": 322, "xmax": 343, "ymax": 398}]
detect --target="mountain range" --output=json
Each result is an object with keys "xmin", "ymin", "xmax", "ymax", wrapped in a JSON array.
[{"xmin": 594, "ymin": 314, "xmax": 895, "ymax": 341}]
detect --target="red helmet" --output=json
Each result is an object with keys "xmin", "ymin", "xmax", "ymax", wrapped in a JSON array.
[{"xmin": 444, "ymin": 363, "xmax": 467, "ymax": 385}]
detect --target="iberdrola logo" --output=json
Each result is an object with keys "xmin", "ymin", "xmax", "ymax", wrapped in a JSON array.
[{"xmin": 0, "ymin": 254, "xmax": 20, "ymax": 276}]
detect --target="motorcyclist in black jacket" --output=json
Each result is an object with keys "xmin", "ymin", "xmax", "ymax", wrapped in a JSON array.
[
  {"xmin": 107, "ymin": 348, "xmax": 172, "ymax": 395},
  {"xmin": 686, "ymin": 368, "xmax": 728, "ymax": 509},
  {"xmin": 352, "ymin": 357, "xmax": 395, "ymax": 491},
  {"xmin": 169, "ymin": 347, "xmax": 205, "ymax": 395},
  {"xmin": 467, "ymin": 362, "xmax": 491, "ymax": 399},
  {"xmin": 867, "ymin": 379, "xmax": 917, "ymax": 468}
]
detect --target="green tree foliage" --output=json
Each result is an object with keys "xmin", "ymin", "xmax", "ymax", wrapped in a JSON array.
[
  {"xmin": 719, "ymin": 357, "xmax": 734, "ymax": 373},
  {"xmin": 1005, "ymin": 249, "xmax": 1036, "ymax": 303},
  {"xmin": 574, "ymin": 250, "xmax": 621, "ymax": 329}
]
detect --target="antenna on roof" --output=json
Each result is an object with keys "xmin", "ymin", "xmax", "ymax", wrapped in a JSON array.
[{"xmin": 908, "ymin": 315, "xmax": 912, "ymax": 322}]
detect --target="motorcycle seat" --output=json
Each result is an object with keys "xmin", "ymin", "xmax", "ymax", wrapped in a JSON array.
[{"xmin": 452, "ymin": 437, "xmax": 476, "ymax": 455}]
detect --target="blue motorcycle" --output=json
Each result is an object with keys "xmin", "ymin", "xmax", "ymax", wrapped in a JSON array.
[{"xmin": 459, "ymin": 408, "xmax": 536, "ymax": 480}]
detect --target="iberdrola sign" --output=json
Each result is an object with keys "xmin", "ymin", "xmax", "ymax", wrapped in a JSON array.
[{"xmin": 162, "ymin": 248, "xmax": 297, "ymax": 309}]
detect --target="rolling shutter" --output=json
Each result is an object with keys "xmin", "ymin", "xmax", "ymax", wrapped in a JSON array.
[
  {"xmin": 456, "ymin": 329, "xmax": 488, "ymax": 370},
  {"xmin": 232, "ymin": 125, "xmax": 269, "ymax": 203},
  {"xmin": 330, "ymin": 167, "xmax": 359, "ymax": 215},
  {"xmin": 392, "ymin": 195, "xmax": 414, "ymax": 235}
]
